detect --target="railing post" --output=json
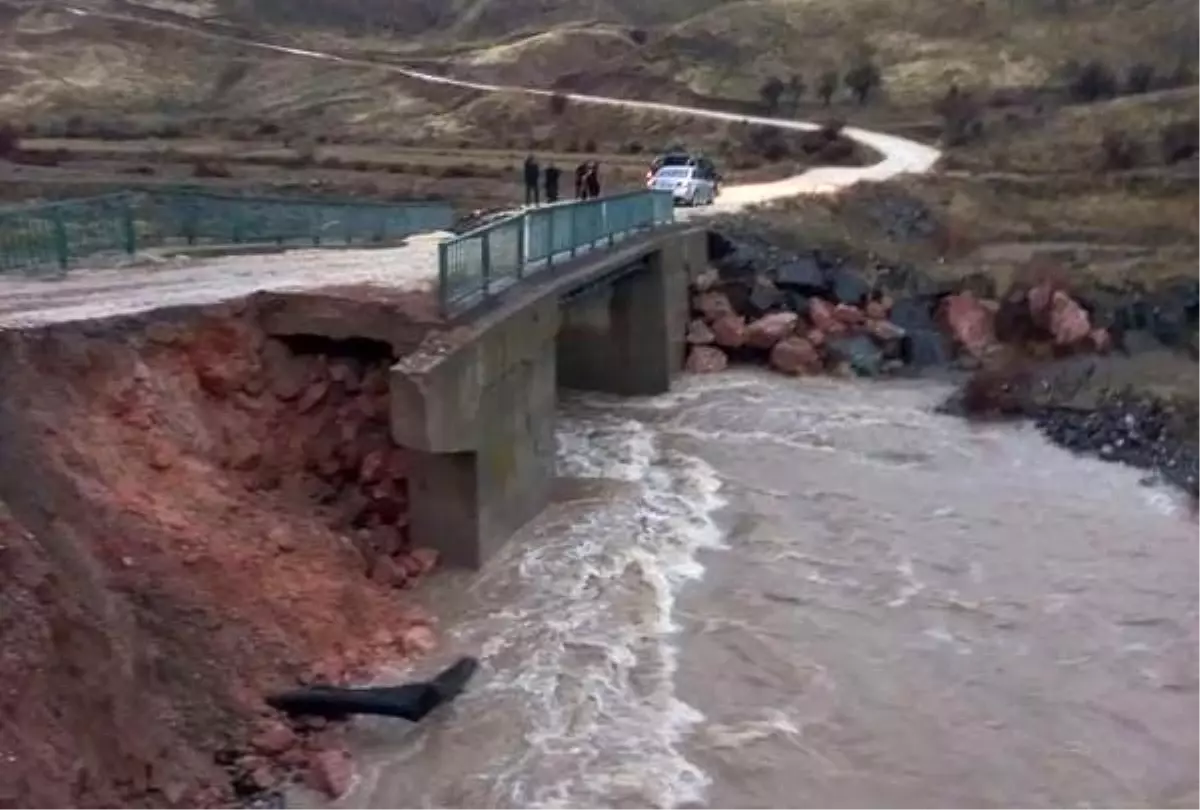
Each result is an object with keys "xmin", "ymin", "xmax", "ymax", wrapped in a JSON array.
[
  {"xmin": 437, "ymin": 240, "xmax": 450, "ymax": 316},
  {"xmin": 546, "ymin": 208, "xmax": 555, "ymax": 269},
  {"xmin": 481, "ymin": 229, "xmax": 492, "ymax": 297},
  {"xmin": 51, "ymin": 208, "xmax": 69, "ymax": 270},
  {"xmin": 570, "ymin": 206, "xmax": 578, "ymax": 258},
  {"xmin": 606, "ymin": 198, "xmax": 615, "ymax": 247},
  {"xmin": 120, "ymin": 196, "xmax": 137, "ymax": 256},
  {"xmin": 517, "ymin": 211, "xmax": 526, "ymax": 280}
]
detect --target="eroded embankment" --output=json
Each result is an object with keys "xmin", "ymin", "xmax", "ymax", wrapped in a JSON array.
[{"xmin": 0, "ymin": 293, "xmax": 443, "ymax": 807}]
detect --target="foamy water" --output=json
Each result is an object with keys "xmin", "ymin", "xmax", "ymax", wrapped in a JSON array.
[{"xmin": 296, "ymin": 370, "xmax": 1197, "ymax": 809}]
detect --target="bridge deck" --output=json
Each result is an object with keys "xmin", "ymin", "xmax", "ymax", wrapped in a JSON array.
[{"xmin": 0, "ymin": 234, "xmax": 444, "ymax": 329}]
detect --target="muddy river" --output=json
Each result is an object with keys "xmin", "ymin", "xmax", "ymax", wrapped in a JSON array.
[{"xmin": 297, "ymin": 370, "xmax": 1198, "ymax": 809}]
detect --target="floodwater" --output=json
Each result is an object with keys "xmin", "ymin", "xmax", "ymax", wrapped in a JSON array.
[{"xmin": 303, "ymin": 370, "xmax": 1198, "ymax": 809}]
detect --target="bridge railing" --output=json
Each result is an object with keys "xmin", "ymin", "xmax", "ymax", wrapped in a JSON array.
[
  {"xmin": 438, "ymin": 190, "xmax": 675, "ymax": 316},
  {"xmin": 0, "ymin": 188, "xmax": 454, "ymax": 275}
]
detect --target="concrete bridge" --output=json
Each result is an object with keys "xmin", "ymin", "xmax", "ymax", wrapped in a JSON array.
[{"xmin": 389, "ymin": 191, "xmax": 706, "ymax": 568}]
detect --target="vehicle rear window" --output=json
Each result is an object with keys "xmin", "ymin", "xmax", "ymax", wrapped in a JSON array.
[{"xmin": 659, "ymin": 155, "xmax": 691, "ymax": 166}]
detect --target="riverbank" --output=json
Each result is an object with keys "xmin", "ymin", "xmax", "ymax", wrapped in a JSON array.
[
  {"xmin": 0, "ymin": 297, "xmax": 443, "ymax": 807},
  {"xmin": 687, "ymin": 226, "xmax": 1199, "ymax": 499}
]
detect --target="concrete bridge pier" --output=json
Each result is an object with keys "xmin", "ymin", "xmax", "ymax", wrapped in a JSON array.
[{"xmin": 390, "ymin": 228, "xmax": 705, "ymax": 569}]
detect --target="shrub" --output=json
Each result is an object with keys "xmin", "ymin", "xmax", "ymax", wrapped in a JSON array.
[
  {"xmin": 627, "ymin": 27, "xmax": 648, "ymax": 45},
  {"xmin": 0, "ymin": 124, "xmax": 19, "ymax": 159},
  {"xmin": 843, "ymin": 60, "xmax": 882, "ymax": 105},
  {"xmin": 1099, "ymin": 131, "xmax": 1142, "ymax": 170},
  {"xmin": 758, "ymin": 76, "xmax": 785, "ymax": 113},
  {"xmin": 1068, "ymin": 60, "xmax": 1118, "ymax": 102},
  {"xmin": 817, "ymin": 70, "xmax": 838, "ymax": 106},
  {"xmin": 1160, "ymin": 119, "xmax": 1199, "ymax": 164},
  {"xmin": 1124, "ymin": 62, "xmax": 1156, "ymax": 95}
]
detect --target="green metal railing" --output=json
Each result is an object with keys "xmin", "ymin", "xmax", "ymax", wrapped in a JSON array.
[
  {"xmin": 437, "ymin": 190, "xmax": 675, "ymax": 316},
  {"xmin": 0, "ymin": 188, "xmax": 454, "ymax": 275}
]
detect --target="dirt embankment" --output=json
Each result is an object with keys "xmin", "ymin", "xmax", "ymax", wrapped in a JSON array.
[{"xmin": 0, "ymin": 295, "xmax": 446, "ymax": 807}]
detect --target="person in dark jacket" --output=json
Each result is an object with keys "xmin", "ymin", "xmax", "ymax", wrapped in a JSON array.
[
  {"xmin": 586, "ymin": 160, "xmax": 601, "ymax": 199},
  {"xmin": 544, "ymin": 163, "xmax": 561, "ymax": 203},
  {"xmin": 523, "ymin": 154, "xmax": 540, "ymax": 206},
  {"xmin": 574, "ymin": 162, "xmax": 588, "ymax": 199}
]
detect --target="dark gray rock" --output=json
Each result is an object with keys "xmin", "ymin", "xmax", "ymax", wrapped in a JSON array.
[
  {"xmin": 828, "ymin": 267, "xmax": 872, "ymax": 306},
  {"xmin": 826, "ymin": 335, "xmax": 884, "ymax": 377},
  {"xmin": 775, "ymin": 256, "xmax": 827, "ymax": 294},
  {"xmin": 748, "ymin": 278, "xmax": 784, "ymax": 313},
  {"xmin": 784, "ymin": 292, "xmax": 811, "ymax": 317},
  {"xmin": 888, "ymin": 295, "xmax": 939, "ymax": 333},
  {"xmin": 901, "ymin": 329, "xmax": 952, "ymax": 368}
]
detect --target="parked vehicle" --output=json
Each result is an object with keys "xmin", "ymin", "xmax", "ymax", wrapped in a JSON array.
[
  {"xmin": 646, "ymin": 164, "xmax": 717, "ymax": 206},
  {"xmin": 646, "ymin": 152, "xmax": 721, "ymax": 195}
]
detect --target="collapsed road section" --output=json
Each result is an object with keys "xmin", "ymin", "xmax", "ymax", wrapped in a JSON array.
[{"xmin": 0, "ymin": 285, "xmax": 451, "ymax": 806}]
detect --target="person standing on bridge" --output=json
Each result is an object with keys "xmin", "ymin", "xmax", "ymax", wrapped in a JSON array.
[
  {"xmin": 544, "ymin": 162, "xmax": 561, "ymax": 204},
  {"xmin": 523, "ymin": 154, "xmax": 541, "ymax": 206},
  {"xmin": 574, "ymin": 161, "xmax": 589, "ymax": 200},
  {"xmin": 586, "ymin": 160, "xmax": 601, "ymax": 199}
]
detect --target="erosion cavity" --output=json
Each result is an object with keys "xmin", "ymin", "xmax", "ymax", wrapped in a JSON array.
[{"xmin": 0, "ymin": 291, "xmax": 443, "ymax": 808}]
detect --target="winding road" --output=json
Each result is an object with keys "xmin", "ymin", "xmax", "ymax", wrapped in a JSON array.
[
  {"xmin": 61, "ymin": 4, "xmax": 941, "ymax": 209},
  {"xmin": 0, "ymin": 7, "xmax": 941, "ymax": 328}
]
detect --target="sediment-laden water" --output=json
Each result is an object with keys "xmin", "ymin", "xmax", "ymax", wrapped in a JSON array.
[{"xmin": 300, "ymin": 370, "xmax": 1198, "ymax": 809}]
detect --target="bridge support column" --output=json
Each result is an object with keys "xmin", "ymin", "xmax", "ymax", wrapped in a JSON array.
[
  {"xmin": 389, "ymin": 298, "xmax": 559, "ymax": 569},
  {"xmin": 557, "ymin": 241, "xmax": 692, "ymax": 396}
]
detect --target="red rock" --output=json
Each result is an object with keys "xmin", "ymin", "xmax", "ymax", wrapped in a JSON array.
[
  {"xmin": 400, "ymin": 625, "xmax": 437, "ymax": 656},
  {"xmin": 1028, "ymin": 280, "xmax": 1055, "ymax": 323},
  {"xmin": 397, "ymin": 552, "xmax": 424, "ymax": 578},
  {"xmin": 369, "ymin": 555, "xmax": 408, "ymax": 588},
  {"xmin": 261, "ymin": 340, "xmax": 309, "ymax": 401},
  {"xmin": 833, "ymin": 303, "xmax": 866, "ymax": 325},
  {"xmin": 710, "ymin": 315, "xmax": 747, "ymax": 348},
  {"xmin": 409, "ymin": 547, "xmax": 439, "ymax": 575},
  {"xmin": 250, "ymin": 720, "xmax": 297, "ymax": 756},
  {"xmin": 805, "ymin": 328, "xmax": 826, "ymax": 348},
  {"xmin": 745, "ymin": 312, "xmax": 799, "ymax": 349},
  {"xmin": 939, "ymin": 292, "xmax": 996, "ymax": 358},
  {"xmin": 769, "ymin": 337, "xmax": 823, "ymax": 375},
  {"xmin": 387, "ymin": 449, "xmax": 410, "ymax": 480},
  {"xmin": 693, "ymin": 268, "xmax": 720, "ymax": 292},
  {"xmin": 685, "ymin": 346, "xmax": 728, "ymax": 374},
  {"xmin": 329, "ymin": 361, "xmax": 362, "ymax": 394},
  {"xmin": 865, "ymin": 299, "xmax": 889, "ymax": 320},
  {"xmin": 1089, "ymin": 328, "xmax": 1112, "ymax": 354},
  {"xmin": 694, "ymin": 291, "xmax": 734, "ymax": 322},
  {"xmin": 807, "ymin": 299, "xmax": 846, "ymax": 334},
  {"xmin": 1049, "ymin": 290, "xmax": 1092, "ymax": 347},
  {"xmin": 296, "ymin": 380, "xmax": 330, "ymax": 414},
  {"xmin": 359, "ymin": 449, "xmax": 388, "ymax": 485},
  {"xmin": 686, "ymin": 318, "xmax": 716, "ymax": 345},
  {"xmin": 308, "ymin": 749, "xmax": 353, "ymax": 799},
  {"xmin": 147, "ymin": 439, "xmax": 175, "ymax": 471},
  {"xmin": 268, "ymin": 526, "xmax": 297, "ymax": 554},
  {"xmin": 865, "ymin": 319, "xmax": 906, "ymax": 343},
  {"xmin": 228, "ymin": 436, "xmax": 262, "ymax": 471}
]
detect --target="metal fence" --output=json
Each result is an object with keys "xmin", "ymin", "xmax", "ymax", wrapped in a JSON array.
[
  {"xmin": 0, "ymin": 188, "xmax": 454, "ymax": 275},
  {"xmin": 438, "ymin": 190, "xmax": 675, "ymax": 316}
]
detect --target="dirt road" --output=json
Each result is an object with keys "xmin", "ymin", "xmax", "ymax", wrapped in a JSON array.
[{"xmin": 0, "ymin": 7, "xmax": 943, "ymax": 328}]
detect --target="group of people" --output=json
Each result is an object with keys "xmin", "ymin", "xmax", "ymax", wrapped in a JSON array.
[{"xmin": 522, "ymin": 154, "xmax": 602, "ymax": 206}]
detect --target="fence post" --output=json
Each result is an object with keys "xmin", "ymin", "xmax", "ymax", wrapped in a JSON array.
[
  {"xmin": 606, "ymin": 198, "xmax": 615, "ymax": 247},
  {"xmin": 51, "ymin": 208, "xmax": 69, "ymax": 270},
  {"xmin": 481, "ymin": 229, "xmax": 492, "ymax": 297},
  {"xmin": 437, "ymin": 240, "xmax": 449, "ymax": 316},
  {"xmin": 569, "ymin": 205, "xmax": 578, "ymax": 258},
  {"xmin": 546, "ymin": 208, "xmax": 555, "ymax": 269},
  {"xmin": 516, "ymin": 212, "xmax": 526, "ymax": 280},
  {"xmin": 120, "ymin": 197, "xmax": 137, "ymax": 256}
]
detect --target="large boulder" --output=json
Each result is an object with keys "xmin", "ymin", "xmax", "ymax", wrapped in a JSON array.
[
  {"xmin": 807, "ymin": 298, "xmax": 846, "ymax": 334},
  {"xmin": 939, "ymin": 292, "xmax": 997, "ymax": 358},
  {"xmin": 686, "ymin": 318, "xmax": 715, "ymax": 345},
  {"xmin": 775, "ymin": 255, "xmax": 826, "ymax": 295},
  {"xmin": 745, "ymin": 312, "xmax": 799, "ymax": 349},
  {"xmin": 694, "ymin": 291, "xmax": 734, "ymax": 322},
  {"xmin": 769, "ymin": 336, "xmax": 823, "ymax": 375},
  {"xmin": 1049, "ymin": 290, "xmax": 1092, "ymax": 348},
  {"xmin": 826, "ymin": 334, "xmax": 885, "ymax": 377},
  {"xmin": 711, "ymin": 315, "xmax": 748, "ymax": 348},
  {"xmin": 685, "ymin": 346, "xmax": 729, "ymax": 373},
  {"xmin": 748, "ymin": 277, "xmax": 784, "ymax": 313},
  {"xmin": 827, "ymin": 267, "xmax": 872, "ymax": 306}
]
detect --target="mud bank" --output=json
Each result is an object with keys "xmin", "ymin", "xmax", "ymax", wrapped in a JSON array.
[
  {"xmin": 689, "ymin": 229, "xmax": 1199, "ymax": 497},
  {"xmin": 0, "ymin": 293, "xmax": 445, "ymax": 807}
]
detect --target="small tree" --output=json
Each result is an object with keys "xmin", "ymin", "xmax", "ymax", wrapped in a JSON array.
[
  {"xmin": 627, "ymin": 27, "xmax": 648, "ymax": 45},
  {"xmin": 759, "ymin": 76, "xmax": 786, "ymax": 113},
  {"xmin": 785, "ymin": 74, "xmax": 806, "ymax": 114},
  {"xmin": 548, "ymin": 92, "xmax": 569, "ymax": 116},
  {"xmin": 1124, "ymin": 62, "xmax": 1156, "ymax": 95},
  {"xmin": 1068, "ymin": 59, "xmax": 1117, "ymax": 102},
  {"xmin": 933, "ymin": 83, "xmax": 984, "ymax": 146},
  {"xmin": 843, "ymin": 60, "xmax": 882, "ymax": 105},
  {"xmin": 817, "ymin": 69, "xmax": 838, "ymax": 106}
]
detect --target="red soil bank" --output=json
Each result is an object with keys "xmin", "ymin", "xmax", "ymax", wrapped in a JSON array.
[{"xmin": 0, "ymin": 296, "xmax": 441, "ymax": 807}]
